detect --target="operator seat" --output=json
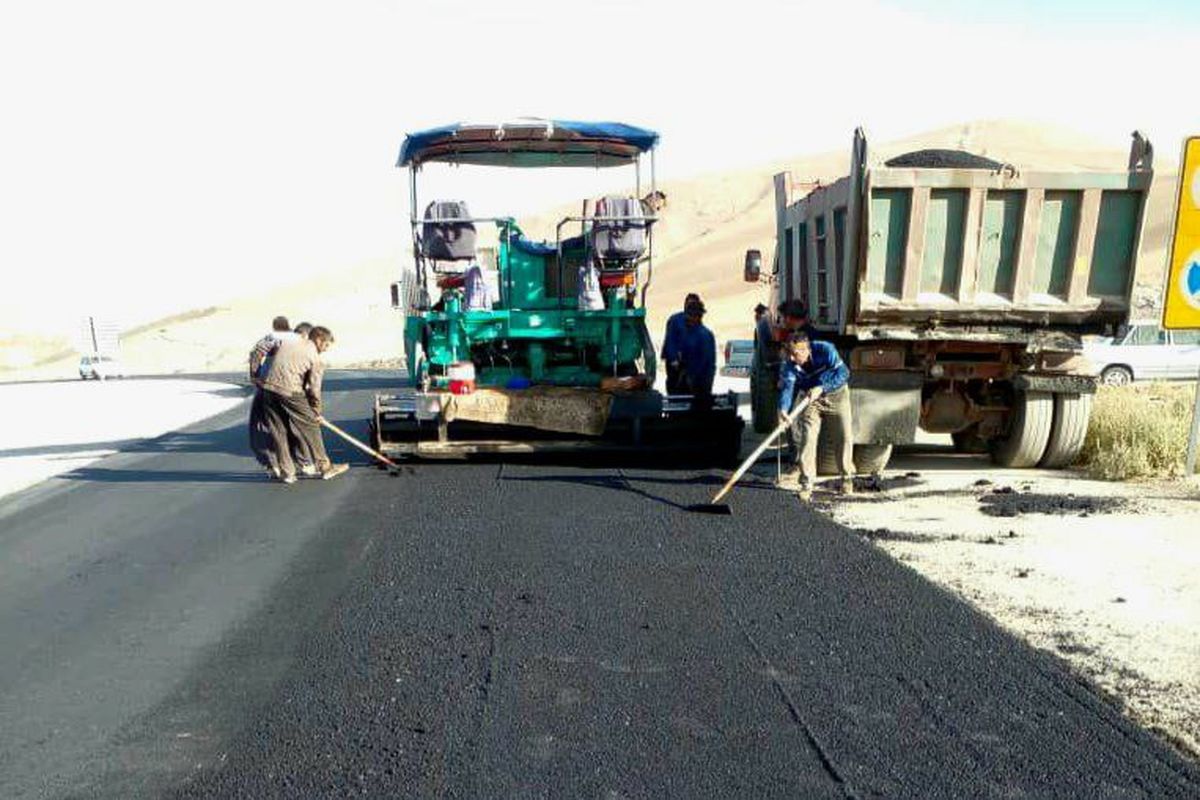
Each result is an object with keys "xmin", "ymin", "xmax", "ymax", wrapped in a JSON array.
[
  {"xmin": 420, "ymin": 200, "xmax": 477, "ymax": 263},
  {"xmin": 591, "ymin": 196, "xmax": 646, "ymax": 267}
]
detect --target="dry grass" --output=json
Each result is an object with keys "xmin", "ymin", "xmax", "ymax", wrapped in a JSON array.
[{"xmin": 1080, "ymin": 383, "xmax": 1197, "ymax": 480}]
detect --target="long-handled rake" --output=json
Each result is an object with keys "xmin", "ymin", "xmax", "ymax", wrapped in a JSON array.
[
  {"xmin": 687, "ymin": 395, "xmax": 812, "ymax": 515},
  {"xmin": 318, "ymin": 417, "xmax": 404, "ymax": 474}
]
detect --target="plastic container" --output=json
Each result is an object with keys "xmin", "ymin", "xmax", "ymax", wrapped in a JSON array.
[{"xmin": 447, "ymin": 362, "xmax": 476, "ymax": 395}]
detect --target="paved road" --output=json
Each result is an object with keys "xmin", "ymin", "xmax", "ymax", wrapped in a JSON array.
[{"xmin": 1, "ymin": 373, "xmax": 1197, "ymax": 798}]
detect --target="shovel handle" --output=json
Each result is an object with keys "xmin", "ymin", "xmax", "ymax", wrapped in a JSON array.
[
  {"xmin": 319, "ymin": 417, "xmax": 402, "ymax": 469},
  {"xmin": 710, "ymin": 395, "xmax": 811, "ymax": 505}
]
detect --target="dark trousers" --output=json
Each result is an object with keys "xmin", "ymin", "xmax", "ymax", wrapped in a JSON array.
[
  {"xmin": 250, "ymin": 388, "xmax": 313, "ymax": 471},
  {"xmin": 262, "ymin": 390, "xmax": 329, "ymax": 478},
  {"xmin": 665, "ymin": 361, "xmax": 687, "ymax": 395}
]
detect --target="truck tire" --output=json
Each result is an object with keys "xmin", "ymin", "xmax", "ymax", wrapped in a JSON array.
[
  {"xmin": 853, "ymin": 444, "xmax": 893, "ymax": 475},
  {"xmin": 1038, "ymin": 392, "xmax": 1092, "ymax": 469},
  {"xmin": 750, "ymin": 354, "xmax": 777, "ymax": 434},
  {"xmin": 990, "ymin": 391, "xmax": 1053, "ymax": 468},
  {"xmin": 817, "ymin": 438, "xmax": 893, "ymax": 475}
]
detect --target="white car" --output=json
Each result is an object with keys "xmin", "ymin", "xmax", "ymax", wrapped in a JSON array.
[
  {"xmin": 79, "ymin": 354, "xmax": 125, "ymax": 380},
  {"xmin": 720, "ymin": 339, "xmax": 755, "ymax": 378},
  {"xmin": 1083, "ymin": 322, "xmax": 1200, "ymax": 386}
]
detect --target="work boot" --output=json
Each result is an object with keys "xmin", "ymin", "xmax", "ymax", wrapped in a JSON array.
[
  {"xmin": 299, "ymin": 463, "xmax": 320, "ymax": 478},
  {"xmin": 796, "ymin": 481, "xmax": 813, "ymax": 502},
  {"xmin": 839, "ymin": 478, "xmax": 855, "ymax": 496},
  {"xmin": 321, "ymin": 463, "xmax": 350, "ymax": 481},
  {"xmin": 280, "ymin": 473, "xmax": 298, "ymax": 485},
  {"xmin": 265, "ymin": 466, "xmax": 281, "ymax": 481}
]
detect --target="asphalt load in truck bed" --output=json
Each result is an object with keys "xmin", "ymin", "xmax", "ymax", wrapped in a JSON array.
[{"xmin": 1, "ymin": 373, "xmax": 1197, "ymax": 799}]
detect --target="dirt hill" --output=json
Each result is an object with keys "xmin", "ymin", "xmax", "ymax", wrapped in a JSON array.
[{"xmin": 2, "ymin": 120, "xmax": 1176, "ymax": 381}]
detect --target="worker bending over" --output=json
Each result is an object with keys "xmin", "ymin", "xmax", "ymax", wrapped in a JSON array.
[
  {"xmin": 778, "ymin": 333, "xmax": 853, "ymax": 499},
  {"xmin": 260, "ymin": 326, "xmax": 349, "ymax": 484}
]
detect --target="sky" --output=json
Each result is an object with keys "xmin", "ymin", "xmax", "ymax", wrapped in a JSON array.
[{"xmin": 1, "ymin": 0, "xmax": 1196, "ymax": 338}]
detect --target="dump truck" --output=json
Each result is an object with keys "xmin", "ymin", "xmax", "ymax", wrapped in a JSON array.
[
  {"xmin": 372, "ymin": 119, "xmax": 743, "ymax": 462},
  {"xmin": 747, "ymin": 129, "xmax": 1154, "ymax": 472}
]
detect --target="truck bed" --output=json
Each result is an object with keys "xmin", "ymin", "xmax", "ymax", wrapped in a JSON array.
[{"xmin": 774, "ymin": 133, "xmax": 1153, "ymax": 336}]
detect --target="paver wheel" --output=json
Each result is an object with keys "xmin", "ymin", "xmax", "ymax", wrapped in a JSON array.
[
  {"xmin": 990, "ymin": 391, "xmax": 1054, "ymax": 468},
  {"xmin": 853, "ymin": 444, "xmax": 893, "ymax": 475},
  {"xmin": 1038, "ymin": 392, "xmax": 1093, "ymax": 469}
]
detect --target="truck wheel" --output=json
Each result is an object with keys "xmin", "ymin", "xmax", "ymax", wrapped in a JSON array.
[
  {"xmin": 750, "ymin": 358, "xmax": 777, "ymax": 434},
  {"xmin": 853, "ymin": 444, "xmax": 893, "ymax": 475},
  {"xmin": 990, "ymin": 391, "xmax": 1053, "ymax": 468},
  {"xmin": 817, "ymin": 423, "xmax": 838, "ymax": 475},
  {"xmin": 1038, "ymin": 393, "xmax": 1092, "ymax": 469}
]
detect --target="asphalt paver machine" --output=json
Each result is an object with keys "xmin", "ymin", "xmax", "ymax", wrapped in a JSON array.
[{"xmin": 372, "ymin": 119, "xmax": 743, "ymax": 462}]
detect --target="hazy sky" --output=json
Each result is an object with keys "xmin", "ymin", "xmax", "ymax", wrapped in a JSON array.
[{"xmin": 2, "ymin": 0, "xmax": 1196, "ymax": 336}]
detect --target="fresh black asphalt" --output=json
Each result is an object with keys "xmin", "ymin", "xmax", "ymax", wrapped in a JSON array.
[{"xmin": 0, "ymin": 372, "xmax": 1197, "ymax": 798}]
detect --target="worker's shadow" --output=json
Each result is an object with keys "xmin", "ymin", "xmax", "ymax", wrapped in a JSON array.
[{"xmin": 62, "ymin": 467, "xmax": 269, "ymax": 484}]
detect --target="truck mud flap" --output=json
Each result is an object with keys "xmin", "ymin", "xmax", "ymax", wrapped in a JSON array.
[
  {"xmin": 1012, "ymin": 374, "xmax": 1099, "ymax": 395},
  {"xmin": 849, "ymin": 371, "xmax": 921, "ymax": 445}
]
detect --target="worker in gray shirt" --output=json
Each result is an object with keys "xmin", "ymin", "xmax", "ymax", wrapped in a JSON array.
[{"xmin": 260, "ymin": 326, "xmax": 348, "ymax": 483}]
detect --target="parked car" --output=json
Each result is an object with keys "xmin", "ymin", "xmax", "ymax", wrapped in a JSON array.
[
  {"xmin": 79, "ymin": 354, "xmax": 125, "ymax": 380},
  {"xmin": 721, "ymin": 339, "xmax": 754, "ymax": 378},
  {"xmin": 1083, "ymin": 322, "xmax": 1200, "ymax": 385}
]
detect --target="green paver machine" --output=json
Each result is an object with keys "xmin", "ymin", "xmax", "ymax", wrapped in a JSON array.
[{"xmin": 371, "ymin": 119, "xmax": 743, "ymax": 461}]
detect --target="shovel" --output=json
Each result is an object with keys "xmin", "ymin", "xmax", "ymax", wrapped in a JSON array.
[
  {"xmin": 688, "ymin": 395, "xmax": 812, "ymax": 515},
  {"xmin": 318, "ymin": 417, "xmax": 404, "ymax": 474}
]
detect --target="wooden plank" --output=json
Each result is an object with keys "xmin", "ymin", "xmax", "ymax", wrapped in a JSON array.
[
  {"xmin": 1012, "ymin": 188, "xmax": 1044, "ymax": 304},
  {"xmin": 902, "ymin": 187, "xmax": 930, "ymax": 302},
  {"xmin": 958, "ymin": 188, "xmax": 985, "ymax": 301},
  {"xmin": 1068, "ymin": 189, "xmax": 1102, "ymax": 304}
]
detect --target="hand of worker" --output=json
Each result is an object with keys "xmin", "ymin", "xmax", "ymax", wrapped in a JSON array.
[
  {"xmin": 778, "ymin": 410, "xmax": 791, "ymax": 426},
  {"xmin": 808, "ymin": 386, "xmax": 824, "ymax": 401}
]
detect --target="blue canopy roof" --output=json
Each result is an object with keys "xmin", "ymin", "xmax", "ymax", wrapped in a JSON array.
[{"xmin": 398, "ymin": 119, "xmax": 658, "ymax": 168}]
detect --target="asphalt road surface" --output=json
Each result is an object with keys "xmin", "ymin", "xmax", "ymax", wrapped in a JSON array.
[{"xmin": 1, "ymin": 372, "xmax": 1197, "ymax": 799}]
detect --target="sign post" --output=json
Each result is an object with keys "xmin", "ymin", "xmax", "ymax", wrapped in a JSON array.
[{"xmin": 1162, "ymin": 136, "xmax": 1200, "ymax": 474}]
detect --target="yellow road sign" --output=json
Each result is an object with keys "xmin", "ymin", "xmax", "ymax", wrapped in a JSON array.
[{"xmin": 1163, "ymin": 137, "xmax": 1200, "ymax": 329}]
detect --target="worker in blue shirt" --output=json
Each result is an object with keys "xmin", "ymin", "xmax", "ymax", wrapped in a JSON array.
[
  {"xmin": 778, "ymin": 333, "xmax": 854, "ymax": 497},
  {"xmin": 662, "ymin": 292, "xmax": 701, "ymax": 394},
  {"xmin": 668, "ymin": 300, "xmax": 716, "ymax": 410}
]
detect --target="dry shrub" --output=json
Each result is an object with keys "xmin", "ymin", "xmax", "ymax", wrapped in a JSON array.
[{"xmin": 1080, "ymin": 383, "xmax": 1196, "ymax": 480}]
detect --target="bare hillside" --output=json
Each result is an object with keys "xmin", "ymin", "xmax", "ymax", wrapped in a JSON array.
[{"xmin": 2, "ymin": 120, "xmax": 1176, "ymax": 380}]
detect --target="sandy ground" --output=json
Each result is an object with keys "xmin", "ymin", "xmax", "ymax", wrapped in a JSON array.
[
  {"xmin": 802, "ymin": 443, "xmax": 1200, "ymax": 758},
  {"xmin": 0, "ymin": 378, "xmax": 248, "ymax": 500}
]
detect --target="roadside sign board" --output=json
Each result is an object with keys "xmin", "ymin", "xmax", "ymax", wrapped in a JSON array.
[{"xmin": 1163, "ymin": 136, "xmax": 1200, "ymax": 330}]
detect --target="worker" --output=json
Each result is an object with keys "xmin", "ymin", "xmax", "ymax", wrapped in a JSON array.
[
  {"xmin": 248, "ymin": 316, "xmax": 301, "ymax": 479},
  {"xmin": 754, "ymin": 303, "xmax": 768, "ymax": 325},
  {"xmin": 778, "ymin": 332, "xmax": 854, "ymax": 499},
  {"xmin": 675, "ymin": 299, "xmax": 716, "ymax": 411},
  {"xmin": 755, "ymin": 298, "xmax": 816, "ymax": 379},
  {"xmin": 662, "ymin": 292, "xmax": 701, "ymax": 394},
  {"xmin": 260, "ymin": 325, "xmax": 349, "ymax": 484}
]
